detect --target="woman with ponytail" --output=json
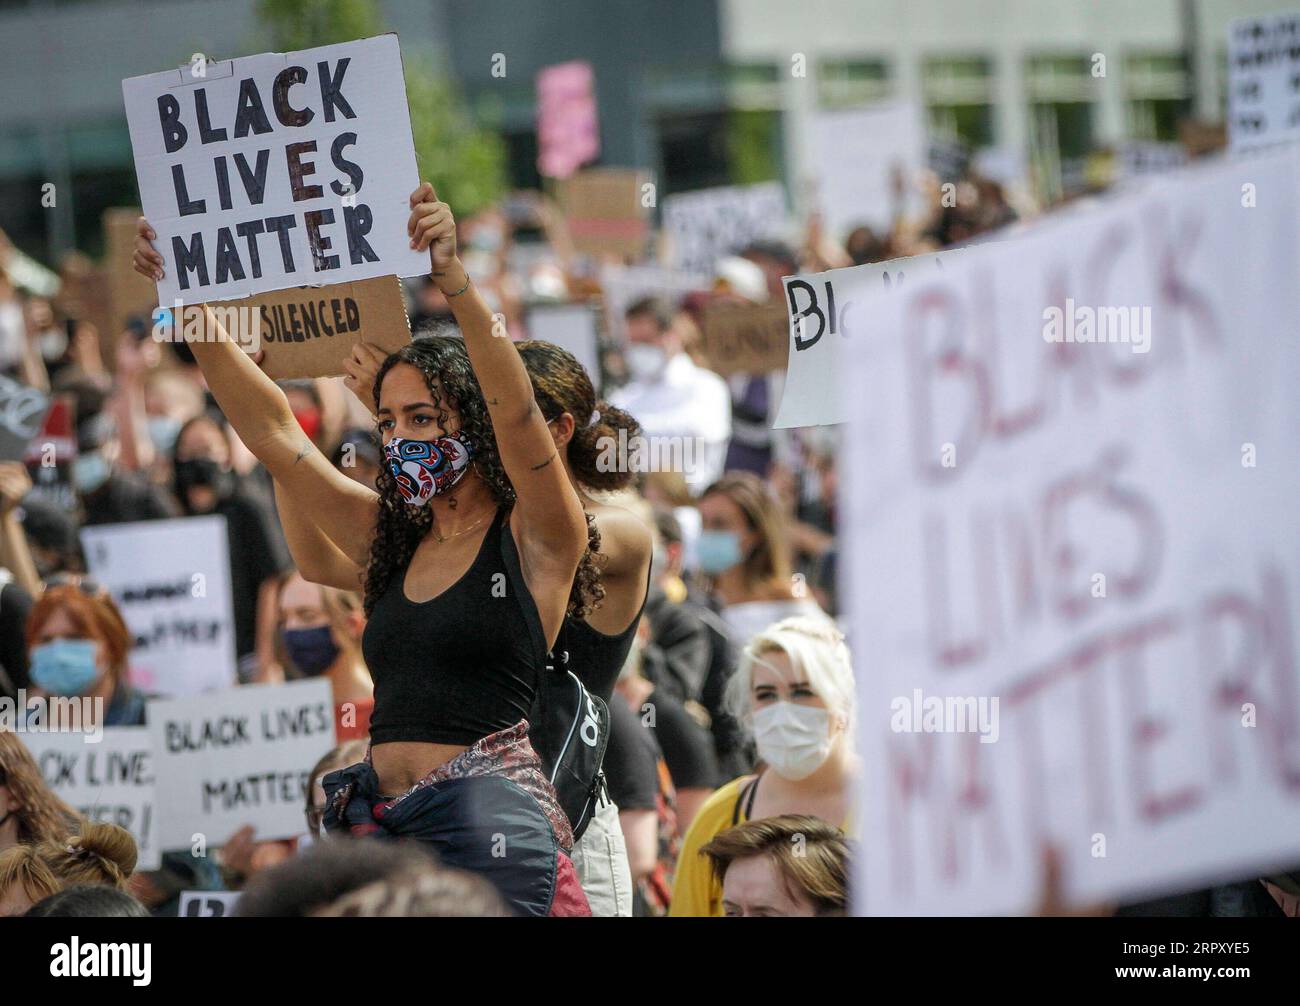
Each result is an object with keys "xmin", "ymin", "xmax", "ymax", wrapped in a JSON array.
[
  {"xmin": 0, "ymin": 821, "xmax": 137, "ymax": 916},
  {"xmin": 515, "ymin": 340, "xmax": 655, "ymax": 917},
  {"xmin": 132, "ymin": 184, "xmax": 593, "ymax": 917}
]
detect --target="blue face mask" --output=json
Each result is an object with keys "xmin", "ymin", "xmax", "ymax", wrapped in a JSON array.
[
  {"xmin": 283, "ymin": 625, "xmax": 340, "ymax": 676},
  {"xmin": 148, "ymin": 416, "xmax": 182, "ymax": 453},
  {"xmin": 30, "ymin": 638, "xmax": 100, "ymax": 696},
  {"xmin": 696, "ymin": 529, "xmax": 744, "ymax": 575},
  {"xmin": 72, "ymin": 451, "xmax": 111, "ymax": 494}
]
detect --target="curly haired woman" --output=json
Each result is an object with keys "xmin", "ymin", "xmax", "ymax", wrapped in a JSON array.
[{"xmin": 133, "ymin": 184, "xmax": 592, "ymax": 916}]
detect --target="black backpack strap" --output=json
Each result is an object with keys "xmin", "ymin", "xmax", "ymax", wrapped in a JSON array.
[
  {"xmin": 497, "ymin": 510, "xmax": 550, "ymax": 670},
  {"xmin": 732, "ymin": 775, "xmax": 760, "ymax": 826}
]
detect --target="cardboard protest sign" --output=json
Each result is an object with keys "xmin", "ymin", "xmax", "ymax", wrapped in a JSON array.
[
  {"xmin": 698, "ymin": 302, "xmax": 788, "ymax": 376},
  {"xmin": 0, "ymin": 373, "xmax": 51, "ymax": 462},
  {"xmin": 1228, "ymin": 12, "xmax": 1300, "ymax": 152},
  {"xmin": 556, "ymin": 169, "xmax": 649, "ymax": 260},
  {"xmin": 194, "ymin": 275, "xmax": 410, "ymax": 379},
  {"xmin": 662, "ymin": 182, "xmax": 787, "ymax": 275},
  {"xmin": 598, "ymin": 263, "xmax": 709, "ymax": 344},
  {"xmin": 81, "ymin": 516, "xmax": 236, "ymax": 697},
  {"xmin": 844, "ymin": 150, "xmax": 1300, "ymax": 915},
  {"xmin": 147, "ymin": 679, "xmax": 336, "ymax": 849},
  {"xmin": 812, "ymin": 103, "xmax": 926, "ymax": 238},
  {"xmin": 24, "ymin": 728, "xmax": 160, "ymax": 869},
  {"xmin": 774, "ymin": 251, "xmax": 954, "ymax": 428},
  {"xmin": 103, "ymin": 208, "xmax": 161, "ymax": 349},
  {"xmin": 536, "ymin": 60, "xmax": 600, "ymax": 179},
  {"xmin": 525, "ymin": 302, "xmax": 602, "ymax": 384},
  {"xmin": 122, "ymin": 34, "xmax": 427, "ymax": 305},
  {"xmin": 178, "ymin": 891, "xmax": 241, "ymax": 917}
]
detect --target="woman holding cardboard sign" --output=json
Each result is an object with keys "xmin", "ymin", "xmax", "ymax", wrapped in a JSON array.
[{"xmin": 132, "ymin": 183, "xmax": 594, "ymax": 917}]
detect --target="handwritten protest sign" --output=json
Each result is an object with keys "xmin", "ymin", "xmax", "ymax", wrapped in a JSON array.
[
  {"xmin": 698, "ymin": 302, "xmax": 788, "ymax": 376},
  {"xmin": 598, "ymin": 263, "xmax": 709, "ymax": 344},
  {"xmin": 0, "ymin": 374, "xmax": 50, "ymax": 462},
  {"xmin": 774, "ymin": 251, "xmax": 954, "ymax": 428},
  {"xmin": 662, "ymin": 182, "xmax": 787, "ymax": 275},
  {"xmin": 556, "ymin": 169, "xmax": 649, "ymax": 260},
  {"xmin": 147, "ymin": 679, "xmax": 336, "ymax": 849},
  {"xmin": 812, "ymin": 103, "xmax": 926, "ymax": 238},
  {"xmin": 122, "ymin": 34, "xmax": 427, "ymax": 305},
  {"xmin": 195, "ymin": 275, "xmax": 410, "ymax": 378},
  {"xmin": 81, "ymin": 517, "xmax": 236, "ymax": 697},
  {"xmin": 1228, "ymin": 12, "xmax": 1300, "ymax": 152},
  {"xmin": 844, "ymin": 150, "xmax": 1300, "ymax": 915},
  {"xmin": 24, "ymin": 728, "xmax": 160, "ymax": 870},
  {"xmin": 536, "ymin": 60, "xmax": 599, "ymax": 179}
]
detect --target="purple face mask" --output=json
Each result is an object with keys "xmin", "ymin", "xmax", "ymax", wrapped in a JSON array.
[{"xmin": 384, "ymin": 432, "xmax": 475, "ymax": 506}]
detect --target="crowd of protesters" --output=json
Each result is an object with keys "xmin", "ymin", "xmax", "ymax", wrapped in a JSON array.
[{"xmin": 0, "ymin": 158, "xmax": 1295, "ymax": 919}]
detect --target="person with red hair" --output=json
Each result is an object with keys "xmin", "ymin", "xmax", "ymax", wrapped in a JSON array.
[{"xmin": 23, "ymin": 578, "xmax": 146, "ymax": 726}]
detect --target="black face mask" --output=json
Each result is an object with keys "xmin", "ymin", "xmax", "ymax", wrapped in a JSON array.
[{"xmin": 173, "ymin": 458, "xmax": 232, "ymax": 504}]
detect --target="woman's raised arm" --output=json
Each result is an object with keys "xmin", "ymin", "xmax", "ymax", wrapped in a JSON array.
[
  {"xmin": 133, "ymin": 218, "xmax": 377, "ymax": 565},
  {"xmin": 408, "ymin": 185, "xmax": 587, "ymax": 571}
]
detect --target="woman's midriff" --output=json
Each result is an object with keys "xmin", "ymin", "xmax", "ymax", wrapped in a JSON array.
[{"xmin": 371, "ymin": 740, "xmax": 469, "ymax": 796}]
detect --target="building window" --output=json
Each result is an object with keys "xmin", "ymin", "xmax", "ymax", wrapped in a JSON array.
[
  {"xmin": 1025, "ymin": 55, "xmax": 1097, "ymax": 197},
  {"xmin": 1124, "ymin": 52, "xmax": 1191, "ymax": 141},
  {"xmin": 817, "ymin": 58, "xmax": 892, "ymax": 109},
  {"xmin": 923, "ymin": 55, "xmax": 996, "ymax": 148}
]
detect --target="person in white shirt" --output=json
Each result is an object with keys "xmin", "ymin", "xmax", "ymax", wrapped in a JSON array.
[{"xmin": 610, "ymin": 297, "xmax": 730, "ymax": 495}]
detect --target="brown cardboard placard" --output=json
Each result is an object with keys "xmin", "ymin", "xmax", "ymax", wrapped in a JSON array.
[
  {"xmin": 556, "ymin": 168, "xmax": 649, "ymax": 260},
  {"xmin": 103, "ymin": 207, "xmax": 160, "ymax": 359},
  {"xmin": 197, "ymin": 276, "xmax": 411, "ymax": 379},
  {"xmin": 698, "ymin": 302, "xmax": 789, "ymax": 376}
]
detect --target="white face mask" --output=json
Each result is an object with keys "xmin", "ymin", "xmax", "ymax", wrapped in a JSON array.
[
  {"xmin": 752, "ymin": 701, "xmax": 834, "ymax": 780},
  {"xmin": 625, "ymin": 343, "xmax": 668, "ymax": 382}
]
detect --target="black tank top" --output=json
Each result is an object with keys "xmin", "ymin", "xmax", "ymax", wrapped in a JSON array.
[
  {"xmin": 362, "ymin": 508, "xmax": 548, "ymax": 746},
  {"xmin": 564, "ymin": 564, "xmax": 652, "ymax": 702}
]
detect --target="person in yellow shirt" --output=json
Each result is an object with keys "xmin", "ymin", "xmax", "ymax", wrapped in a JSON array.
[{"xmin": 670, "ymin": 616, "xmax": 857, "ymax": 916}]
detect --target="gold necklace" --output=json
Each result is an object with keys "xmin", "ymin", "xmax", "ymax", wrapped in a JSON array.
[{"xmin": 431, "ymin": 509, "xmax": 492, "ymax": 544}]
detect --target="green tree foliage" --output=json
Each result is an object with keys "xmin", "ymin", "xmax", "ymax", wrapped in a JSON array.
[{"xmin": 256, "ymin": 0, "xmax": 507, "ymax": 214}]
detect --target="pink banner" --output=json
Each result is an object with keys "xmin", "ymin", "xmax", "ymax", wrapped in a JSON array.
[{"xmin": 536, "ymin": 61, "xmax": 599, "ymax": 179}]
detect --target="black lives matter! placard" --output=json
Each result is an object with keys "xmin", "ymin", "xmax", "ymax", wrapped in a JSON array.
[{"xmin": 122, "ymin": 34, "xmax": 427, "ymax": 305}]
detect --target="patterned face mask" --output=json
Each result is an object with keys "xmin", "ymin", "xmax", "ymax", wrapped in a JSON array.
[{"xmin": 384, "ymin": 432, "xmax": 475, "ymax": 506}]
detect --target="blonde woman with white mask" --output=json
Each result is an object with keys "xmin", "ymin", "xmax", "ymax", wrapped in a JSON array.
[{"xmin": 669, "ymin": 616, "xmax": 857, "ymax": 916}]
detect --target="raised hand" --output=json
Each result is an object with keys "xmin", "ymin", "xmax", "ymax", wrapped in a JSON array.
[
  {"xmin": 407, "ymin": 183, "xmax": 458, "ymax": 273},
  {"xmin": 132, "ymin": 217, "xmax": 164, "ymax": 282}
]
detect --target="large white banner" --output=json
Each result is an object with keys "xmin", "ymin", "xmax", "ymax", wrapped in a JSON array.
[
  {"xmin": 122, "ymin": 34, "xmax": 427, "ymax": 304},
  {"xmin": 812, "ymin": 103, "xmax": 926, "ymax": 239},
  {"xmin": 24, "ymin": 728, "xmax": 161, "ymax": 870},
  {"xmin": 147, "ymin": 679, "xmax": 336, "ymax": 849},
  {"xmin": 81, "ymin": 516, "xmax": 236, "ymax": 697},
  {"xmin": 775, "ymin": 251, "xmax": 955, "ymax": 428},
  {"xmin": 1228, "ymin": 12, "xmax": 1300, "ymax": 153},
  {"xmin": 662, "ymin": 182, "xmax": 787, "ymax": 275},
  {"xmin": 845, "ymin": 150, "xmax": 1300, "ymax": 915}
]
